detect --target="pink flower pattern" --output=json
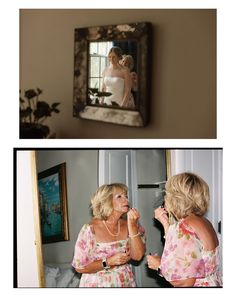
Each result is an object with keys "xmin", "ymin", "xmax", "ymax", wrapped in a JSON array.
[
  {"xmin": 160, "ymin": 219, "xmax": 222, "ymax": 286},
  {"xmin": 72, "ymin": 223, "xmax": 145, "ymax": 287}
]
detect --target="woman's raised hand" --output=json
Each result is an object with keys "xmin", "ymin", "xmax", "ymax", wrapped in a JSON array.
[
  {"xmin": 127, "ymin": 208, "xmax": 141, "ymax": 237},
  {"xmin": 127, "ymin": 207, "xmax": 140, "ymax": 225},
  {"xmin": 154, "ymin": 206, "xmax": 169, "ymax": 228}
]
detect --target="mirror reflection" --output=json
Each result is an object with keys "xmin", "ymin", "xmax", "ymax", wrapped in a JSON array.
[
  {"xmin": 35, "ymin": 149, "xmax": 168, "ymax": 287},
  {"xmin": 88, "ymin": 41, "xmax": 138, "ymax": 110}
]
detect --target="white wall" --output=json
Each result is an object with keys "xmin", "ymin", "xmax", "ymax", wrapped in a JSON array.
[{"xmin": 17, "ymin": 151, "xmax": 40, "ymax": 287}]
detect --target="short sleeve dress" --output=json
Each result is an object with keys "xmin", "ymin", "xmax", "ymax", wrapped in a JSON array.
[
  {"xmin": 72, "ymin": 223, "xmax": 145, "ymax": 287},
  {"xmin": 160, "ymin": 219, "xmax": 222, "ymax": 286}
]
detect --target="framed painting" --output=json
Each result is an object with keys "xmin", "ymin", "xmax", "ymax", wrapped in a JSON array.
[
  {"xmin": 73, "ymin": 22, "xmax": 152, "ymax": 127},
  {"xmin": 38, "ymin": 163, "xmax": 69, "ymax": 244}
]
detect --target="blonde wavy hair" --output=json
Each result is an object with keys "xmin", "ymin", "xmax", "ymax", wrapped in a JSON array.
[
  {"xmin": 122, "ymin": 55, "xmax": 134, "ymax": 71},
  {"xmin": 90, "ymin": 183, "xmax": 128, "ymax": 220},
  {"xmin": 164, "ymin": 172, "xmax": 209, "ymax": 222}
]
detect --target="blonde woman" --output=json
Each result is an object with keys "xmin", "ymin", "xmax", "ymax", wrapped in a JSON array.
[
  {"xmin": 147, "ymin": 172, "xmax": 222, "ymax": 287},
  {"xmin": 72, "ymin": 183, "xmax": 145, "ymax": 287},
  {"xmin": 121, "ymin": 54, "xmax": 138, "ymax": 92}
]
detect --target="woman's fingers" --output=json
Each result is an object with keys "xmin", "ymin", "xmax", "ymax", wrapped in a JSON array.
[
  {"xmin": 154, "ymin": 206, "xmax": 168, "ymax": 220},
  {"xmin": 118, "ymin": 252, "xmax": 130, "ymax": 264},
  {"xmin": 146, "ymin": 255, "xmax": 161, "ymax": 270},
  {"xmin": 128, "ymin": 207, "xmax": 140, "ymax": 220}
]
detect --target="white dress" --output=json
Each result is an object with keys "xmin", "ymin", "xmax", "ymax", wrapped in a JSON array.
[{"xmin": 103, "ymin": 76, "xmax": 124, "ymax": 106}]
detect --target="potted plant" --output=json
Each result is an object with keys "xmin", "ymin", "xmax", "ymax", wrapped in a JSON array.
[{"xmin": 20, "ymin": 88, "xmax": 60, "ymax": 139}]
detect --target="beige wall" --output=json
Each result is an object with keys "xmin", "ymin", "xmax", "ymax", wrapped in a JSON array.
[{"xmin": 20, "ymin": 9, "xmax": 216, "ymax": 138}]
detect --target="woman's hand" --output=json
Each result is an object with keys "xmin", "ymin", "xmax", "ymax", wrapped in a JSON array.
[
  {"xmin": 154, "ymin": 206, "xmax": 169, "ymax": 227},
  {"xmin": 127, "ymin": 207, "xmax": 140, "ymax": 225},
  {"xmin": 127, "ymin": 207, "xmax": 140, "ymax": 235},
  {"xmin": 107, "ymin": 251, "xmax": 130, "ymax": 267},
  {"xmin": 127, "ymin": 208, "xmax": 145, "ymax": 260},
  {"xmin": 146, "ymin": 254, "xmax": 161, "ymax": 270}
]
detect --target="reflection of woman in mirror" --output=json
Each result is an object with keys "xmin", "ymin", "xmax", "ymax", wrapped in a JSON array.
[
  {"xmin": 121, "ymin": 55, "xmax": 138, "ymax": 92},
  {"xmin": 101, "ymin": 46, "xmax": 135, "ymax": 109},
  {"xmin": 72, "ymin": 183, "xmax": 146, "ymax": 287}
]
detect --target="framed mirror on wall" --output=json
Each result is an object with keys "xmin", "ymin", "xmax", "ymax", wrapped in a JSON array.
[{"xmin": 73, "ymin": 22, "xmax": 152, "ymax": 127}]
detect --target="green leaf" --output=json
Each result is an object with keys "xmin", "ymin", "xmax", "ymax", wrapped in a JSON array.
[
  {"xmin": 88, "ymin": 88, "xmax": 99, "ymax": 94},
  {"xmin": 36, "ymin": 88, "xmax": 43, "ymax": 95},
  {"xmin": 20, "ymin": 107, "xmax": 32, "ymax": 118},
  {"xmin": 52, "ymin": 108, "xmax": 60, "ymax": 113},
  {"xmin": 51, "ymin": 102, "xmax": 60, "ymax": 108},
  {"xmin": 20, "ymin": 88, "xmax": 60, "ymax": 124},
  {"xmin": 96, "ymin": 91, "xmax": 112, "ymax": 97},
  {"xmin": 24, "ymin": 89, "xmax": 38, "ymax": 99},
  {"xmin": 34, "ymin": 101, "xmax": 51, "ymax": 119}
]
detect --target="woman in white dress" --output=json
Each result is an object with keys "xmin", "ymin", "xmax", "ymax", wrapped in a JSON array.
[{"xmin": 101, "ymin": 46, "xmax": 135, "ymax": 109}]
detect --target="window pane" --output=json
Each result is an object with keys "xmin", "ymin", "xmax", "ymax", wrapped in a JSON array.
[
  {"xmin": 106, "ymin": 42, "xmax": 113, "ymax": 55},
  {"xmin": 98, "ymin": 42, "xmax": 107, "ymax": 56},
  {"xmin": 90, "ymin": 42, "xmax": 98, "ymax": 54},
  {"xmin": 89, "ymin": 78, "xmax": 99, "ymax": 89},
  {"xmin": 90, "ymin": 56, "xmax": 99, "ymax": 77},
  {"xmin": 96, "ymin": 41, "xmax": 113, "ymax": 56},
  {"xmin": 100, "ymin": 57, "xmax": 107, "ymax": 76}
]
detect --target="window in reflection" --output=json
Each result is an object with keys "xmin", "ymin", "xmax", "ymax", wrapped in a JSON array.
[{"xmin": 89, "ymin": 42, "xmax": 112, "ymax": 91}]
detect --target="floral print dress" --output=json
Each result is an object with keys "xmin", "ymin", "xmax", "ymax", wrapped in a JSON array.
[
  {"xmin": 160, "ymin": 219, "xmax": 222, "ymax": 286},
  {"xmin": 72, "ymin": 223, "xmax": 145, "ymax": 287}
]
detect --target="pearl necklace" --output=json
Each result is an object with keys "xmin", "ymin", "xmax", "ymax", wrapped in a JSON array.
[{"xmin": 103, "ymin": 220, "xmax": 121, "ymax": 237}]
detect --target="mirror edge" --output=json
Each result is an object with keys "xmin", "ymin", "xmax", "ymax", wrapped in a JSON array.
[{"xmin": 31, "ymin": 151, "xmax": 45, "ymax": 287}]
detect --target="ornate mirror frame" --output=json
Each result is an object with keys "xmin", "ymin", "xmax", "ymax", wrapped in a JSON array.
[{"xmin": 73, "ymin": 22, "xmax": 152, "ymax": 127}]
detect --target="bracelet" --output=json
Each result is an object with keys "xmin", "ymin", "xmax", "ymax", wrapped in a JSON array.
[{"xmin": 129, "ymin": 232, "xmax": 140, "ymax": 238}]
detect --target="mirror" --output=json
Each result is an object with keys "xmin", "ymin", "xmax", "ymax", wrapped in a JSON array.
[
  {"xmin": 34, "ymin": 149, "xmax": 169, "ymax": 287},
  {"xmin": 73, "ymin": 22, "xmax": 152, "ymax": 127}
]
